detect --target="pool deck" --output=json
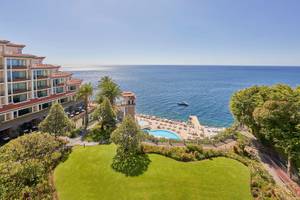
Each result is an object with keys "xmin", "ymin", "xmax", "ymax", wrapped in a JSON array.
[{"xmin": 137, "ymin": 114, "xmax": 224, "ymax": 140}]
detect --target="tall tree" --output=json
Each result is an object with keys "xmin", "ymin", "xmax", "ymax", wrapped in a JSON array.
[
  {"xmin": 110, "ymin": 115, "xmax": 148, "ymax": 176},
  {"xmin": 93, "ymin": 96, "xmax": 116, "ymax": 131},
  {"xmin": 39, "ymin": 103, "xmax": 74, "ymax": 136},
  {"xmin": 97, "ymin": 76, "xmax": 121, "ymax": 106},
  {"xmin": 76, "ymin": 83, "xmax": 93, "ymax": 130},
  {"xmin": 111, "ymin": 115, "xmax": 142, "ymax": 153},
  {"xmin": 230, "ymin": 85, "xmax": 271, "ymax": 139},
  {"xmin": 254, "ymin": 99, "xmax": 300, "ymax": 178}
]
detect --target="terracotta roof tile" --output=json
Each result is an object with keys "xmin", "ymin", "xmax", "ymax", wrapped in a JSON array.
[
  {"xmin": 4, "ymin": 53, "xmax": 39, "ymax": 58},
  {"xmin": 7, "ymin": 42, "xmax": 26, "ymax": 47},
  {"xmin": 66, "ymin": 78, "xmax": 82, "ymax": 85},
  {"xmin": 50, "ymin": 72, "xmax": 72, "ymax": 78},
  {"xmin": 122, "ymin": 91, "xmax": 136, "ymax": 97}
]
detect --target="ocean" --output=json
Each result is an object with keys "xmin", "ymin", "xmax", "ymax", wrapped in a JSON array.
[{"xmin": 64, "ymin": 65, "xmax": 300, "ymax": 127}]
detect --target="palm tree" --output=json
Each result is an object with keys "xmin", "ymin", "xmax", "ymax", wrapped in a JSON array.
[
  {"xmin": 97, "ymin": 76, "xmax": 121, "ymax": 106},
  {"xmin": 76, "ymin": 83, "xmax": 93, "ymax": 130}
]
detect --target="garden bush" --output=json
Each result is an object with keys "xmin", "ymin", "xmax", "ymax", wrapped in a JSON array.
[
  {"xmin": 69, "ymin": 128, "xmax": 82, "ymax": 138},
  {"xmin": 84, "ymin": 124, "xmax": 112, "ymax": 143},
  {"xmin": 0, "ymin": 132, "xmax": 69, "ymax": 200},
  {"xmin": 142, "ymin": 144, "xmax": 224, "ymax": 162}
]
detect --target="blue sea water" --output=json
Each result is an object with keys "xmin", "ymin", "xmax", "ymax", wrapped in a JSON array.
[{"xmin": 66, "ymin": 65, "xmax": 300, "ymax": 127}]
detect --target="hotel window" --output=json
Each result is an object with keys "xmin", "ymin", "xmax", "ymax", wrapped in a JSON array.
[
  {"xmin": 69, "ymin": 85, "xmax": 76, "ymax": 91},
  {"xmin": 8, "ymin": 82, "xmax": 27, "ymax": 94},
  {"xmin": 13, "ymin": 111, "xmax": 18, "ymax": 118},
  {"xmin": 40, "ymin": 102, "xmax": 52, "ymax": 110},
  {"xmin": 34, "ymin": 70, "xmax": 48, "ymax": 79},
  {"xmin": 55, "ymin": 87, "xmax": 64, "ymax": 94},
  {"xmin": 53, "ymin": 78, "xmax": 62, "ymax": 86},
  {"xmin": 0, "ymin": 114, "xmax": 4, "ymax": 122},
  {"xmin": 18, "ymin": 107, "xmax": 32, "ymax": 117},
  {"xmin": 35, "ymin": 80, "xmax": 48, "ymax": 89},
  {"xmin": 59, "ymin": 97, "xmax": 68, "ymax": 104},
  {"xmin": 7, "ymin": 59, "xmax": 26, "ymax": 68},
  {"xmin": 7, "ymin": 71, "xmax": 27, "ymax": 81},
  {"xmin": 37, "ymin": 90, "xmax": 48, "ymax": 98},
  {"xmin": 13, "ymin": 94, "xmax": 27, "ymax": 103}
]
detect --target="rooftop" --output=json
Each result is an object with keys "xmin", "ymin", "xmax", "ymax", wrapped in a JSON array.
[
  {"xmin": 4, "ymin": 53, "xmax": 43, "ymax": 58},
  {"xmin": 0, "ymin": 40, "xmax": 26, "ymax": 47},
  {"xmin": 67, "ymin": 78, "xmax": 82, "ymax": 85},
  {"xmin": 121, "ymin": 91, "xmax": 136, "ymax": 97},
  {"xmin": 50, "ymin": 71, "xmax": 72, "ymax": 78}
]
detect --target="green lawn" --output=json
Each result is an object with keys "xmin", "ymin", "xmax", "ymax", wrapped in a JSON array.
[{"xmin": 54, "ymin": 145, "xmax": 252, "ymax": 200}]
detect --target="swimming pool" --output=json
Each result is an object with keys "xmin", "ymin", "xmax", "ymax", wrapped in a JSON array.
[{"xmin": 146, "ymin": 129, "xmax": 181, "ymax": 140}]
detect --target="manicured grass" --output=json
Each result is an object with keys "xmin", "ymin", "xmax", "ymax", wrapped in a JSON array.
[{"xmin": 54, "ymin": 145, "xmax": 252, "ymax": 200}]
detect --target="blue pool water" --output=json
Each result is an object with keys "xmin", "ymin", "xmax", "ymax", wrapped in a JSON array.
[
  {"xmin": 66, "ymin": 65, "xmax": 300, "ymax": 127},
  {"xmin": 146, "ymin": 129, "xmax": 181, "ymax": 140}
]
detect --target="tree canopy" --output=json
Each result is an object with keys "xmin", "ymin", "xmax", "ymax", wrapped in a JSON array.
[
  {"xmin": 111, "ymin": 115, "xmax": 142, "ymax": 153},
  {"xmin": 97, "ymin": 76, "xmax": 121, "ymax": 106},
  {"xmin": 76, "ymin": 83, "xmax": 93, "ymax": 130},
  {"xmin": 230, "ymin": 84, "xmax": 300, "ymax": 177},
  {"xmin": 39, "ymin": 103, "xmax": 74, "ymax": 136},
  {"xmin": 111, "ymin": 115, "xmax": 149, "ymax": 176},
  {"xmin": 0, "ymin": 132, "xmax": 69, "ymax": 199},
  {"xmin": 93, "ymin": 96, "xmax": 116, "ymax": 131}
]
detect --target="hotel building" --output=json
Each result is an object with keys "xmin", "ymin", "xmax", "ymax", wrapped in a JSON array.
[{"xmin": 0, "ymin": 40, "xmax": 82, "ymax": 140}]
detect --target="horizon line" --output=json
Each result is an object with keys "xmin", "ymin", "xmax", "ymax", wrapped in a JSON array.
[{"xmin": 62, "ymin": 64, "xmax": 300, "ymax": 68}]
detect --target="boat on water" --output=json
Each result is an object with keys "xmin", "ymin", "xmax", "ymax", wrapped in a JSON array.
[{"xmin": 177, "ymin": 101, "xmax": 189, "ymax": 106}]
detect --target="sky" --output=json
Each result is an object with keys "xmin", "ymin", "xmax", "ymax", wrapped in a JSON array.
[{"xmin": 0, "ymin": 0, "xmax": 300, "ymax": 67}]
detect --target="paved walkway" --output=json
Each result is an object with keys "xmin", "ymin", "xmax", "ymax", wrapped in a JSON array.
[
  {"xmin": 241, "ymin": 131, "xmax": 300, "ymax": 197},
  {"xmin": 63, "ymin": 121, "xmax": 100, "ymax": 147},
  {"xmin": 257, "ymin": 144, "xmax": 300, "ymax": 197},
  {"xmin": 65, "ymin": 136, "xmax": 98, "ymax": 147}
]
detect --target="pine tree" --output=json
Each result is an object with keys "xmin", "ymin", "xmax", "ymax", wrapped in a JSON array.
[{"xmin": 39, "ymin": 103, "xmax": 74, "ymax": 136}]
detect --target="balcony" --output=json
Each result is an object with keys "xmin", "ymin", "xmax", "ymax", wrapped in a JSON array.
[
  {"xmin": 57, "ymin": 82, "xmax": 65, "ymax": 86},
  {"xmin": 8, "ymin": 88, "xmax": 29, "ymax": 95},
  {"xmin": 0, "ymin": 64, "xmax": 3, "ymax": 69},
  {"xmin": 35, "ymin": 75, "xmax": 48, "ymax": 79},
  {"xmin": 35, "ymin": 85, "xmax": 50, "ymax": 90},
  {"xmin": 8, "ymin": 77, "xmax": 30, "ymax": 82},
  {"xmin": 7, "ymin": 65, "xmax": 28, "ymax": 70}
]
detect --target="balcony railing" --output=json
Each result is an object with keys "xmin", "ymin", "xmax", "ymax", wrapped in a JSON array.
[
  {"xmin": 35, "ymin": 85, "xmax": 50, "ymax": 90},
  {"xmin": 7, "ymin": 65, "xmax": 28, "ymax": 69},
  {"xmin": 36, "ymin": 75, "xmax": 48, "ymax": 79},
  {"xmin": 8, "ymin": 88, "xmax": 29, "ymax": 95},
  {"xmin": 8, "ymin": 77, "xmax": 30, "ymax": 82}
]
